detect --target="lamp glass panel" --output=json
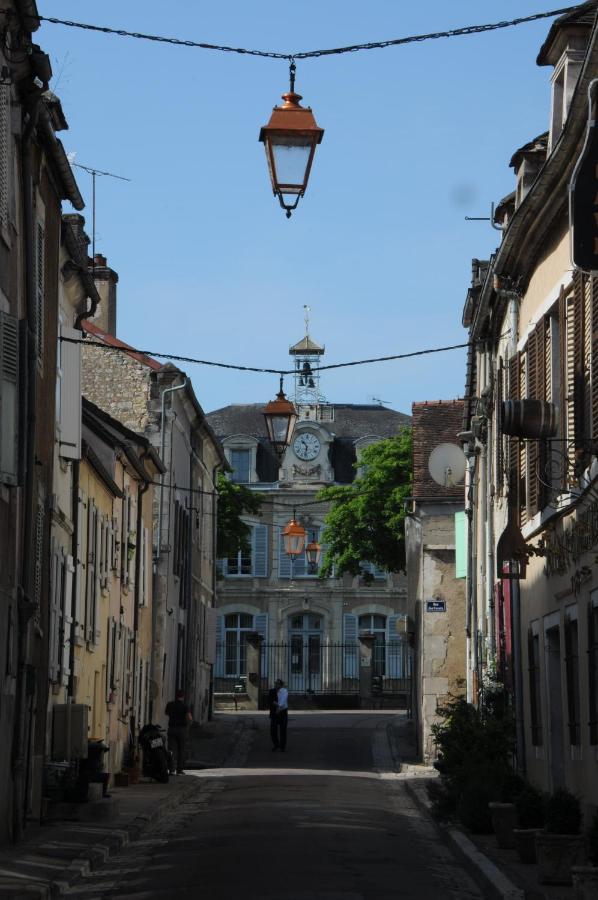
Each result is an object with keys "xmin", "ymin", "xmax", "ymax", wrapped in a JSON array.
[
  {"xmin": 285, "ymin": 532, "xmax": 305, "ymax": 555},
  {"xmin": 271, "ymin": 137, "xmax": 311, "ymax": 190},
  {"xmin": 270, "ymin": 414, "xmax": 292, "ymax": 443}
]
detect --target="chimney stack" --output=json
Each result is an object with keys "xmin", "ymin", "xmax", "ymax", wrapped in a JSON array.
[{"xmin": 89, "ymin": 254, "xmax": 119, "ymax": 336}]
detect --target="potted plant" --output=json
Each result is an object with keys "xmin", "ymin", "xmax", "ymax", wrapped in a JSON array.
[
  {"xmin": 488, "ymin": 774, "xmax": 525, "ymax": 849},
  {"xmin": 572, "ymin": 810, "xmax": 598, "ymax": 899},
  {"xmin": 536, "ymin": 788, "xmax": 586, "ymax": 885},
  {"xmin": 513, "ymin": 783, "xmax": 545, "ymax": 863}
]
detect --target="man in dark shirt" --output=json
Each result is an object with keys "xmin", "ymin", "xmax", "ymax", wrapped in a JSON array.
[{"xmin": 165, "ymin": 690, "xmax": 192, "ymax": 774}]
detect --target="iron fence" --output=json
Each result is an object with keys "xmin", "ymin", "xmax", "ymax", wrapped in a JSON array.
[{"xmin": 213, "ymin": 640, "xmax": 413, "ymax": 698}]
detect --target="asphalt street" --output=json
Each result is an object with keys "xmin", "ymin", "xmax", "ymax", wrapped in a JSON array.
[{"xmin": 65, "ymin": 712, "xmax": 483, "ymax": 899}]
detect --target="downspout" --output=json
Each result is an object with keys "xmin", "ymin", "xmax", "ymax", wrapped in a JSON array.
[
  {"xmin": 464, "ymin": 447, "xmax": 475, "ymax": 703},
  {"xmin": 13, "ymin": 92, "xmax": 43, "ymax": 841},
  {"xmin": 208, "ymin": 463, "xmax": 219, "ymax": 721},
  {"xmin": 67, "ymin": 460, "xmax": 79, "ymax": 698},
  {"xmin": 507, "ymin": 291, "xmax": 525, "ymax": 772},
  {"xmin": 131, "ymin": 456, "xmax": 150, "ymax": 748},
  {"xmin": 486, "ymin": 353, "xmax": 496, "ymax": 665}
]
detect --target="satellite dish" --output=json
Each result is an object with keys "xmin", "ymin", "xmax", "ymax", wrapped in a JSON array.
[{"xmin": 428, "ymin": 443, "xmax": 467, "ymax": 488}]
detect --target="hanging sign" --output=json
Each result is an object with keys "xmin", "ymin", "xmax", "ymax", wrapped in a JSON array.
[
  {"xmin": 426, "ymin": 599, "xmax": 446, "ymax": 613},
  {"xmin": 570, "ymin": 80, "xmax": 598, "ymax": 273}
]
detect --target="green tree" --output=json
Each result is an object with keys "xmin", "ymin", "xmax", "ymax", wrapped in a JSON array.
[
  {"xmin": 317, "ymin": 429, "xmax": 412, "ymax": 577},
  {"xmin": 216, "ymin": 472, "xmax": 263, "ymax": 559}
]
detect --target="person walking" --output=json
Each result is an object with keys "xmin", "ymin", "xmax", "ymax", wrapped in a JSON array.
[
  {"xmin": 165, "ymin": 689, "xmax": 192, "ymax": 774},
  {"xmin": 270, "ymin": 678, "xmax": 288, "ymax": 752}
]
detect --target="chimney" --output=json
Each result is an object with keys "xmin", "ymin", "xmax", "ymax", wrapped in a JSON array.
[{"xmin": 89, "ymin": 253, "xmax": 119, "ymax": 336}]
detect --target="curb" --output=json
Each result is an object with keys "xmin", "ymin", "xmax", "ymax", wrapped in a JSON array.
[{"xmin": 403, "ymin": 778, "xmax": 525, "ymax": 900}]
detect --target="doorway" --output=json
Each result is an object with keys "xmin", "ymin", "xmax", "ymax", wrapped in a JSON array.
[
  {"xmin": 545, "ymin": 624, "xmax": 565, "ymax": 789},
  {"xmin": 288, "ymin": 614, "xmax": 322, "ymax": 693}
]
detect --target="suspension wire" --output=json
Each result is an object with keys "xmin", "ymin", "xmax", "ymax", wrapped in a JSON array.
[
  {"xmin": 60, "ymin": 334, "xmax": 470, "ymax": 376},
  {"xmin": 33, "ymin": 7, "xmax": 580, "ymax": 60}
]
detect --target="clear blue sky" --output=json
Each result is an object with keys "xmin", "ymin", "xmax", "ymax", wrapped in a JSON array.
[{"xmin": 39, "ymin": 2, "xmax": 566, "ymax": 414}]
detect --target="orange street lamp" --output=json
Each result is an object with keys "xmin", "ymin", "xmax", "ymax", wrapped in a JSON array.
[
  {"xmin": 259, "ymin": 61, "xmax": 324, "ymax": 218},
  {"xmin": 263, "ymin": 376, "xmax": 298, "ymax": 460},
  {"xmin": 305, "ymin": 538, "xmax": 322, "ymax": 573},
  {"xmin": 282, "ymin": 515, "xmax": 307, "ymax": 557}
]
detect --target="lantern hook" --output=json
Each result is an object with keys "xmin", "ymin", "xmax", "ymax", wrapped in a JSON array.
[{"xmin": 289, "ymin": 58, "xmax": 296, "ymax": 93}]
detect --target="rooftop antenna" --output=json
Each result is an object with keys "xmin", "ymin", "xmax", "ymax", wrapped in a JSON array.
[
  {"xmin": 71, "ymin": 162, "xmax": 131, "ymax": 269},
  {"xmin": 371, "ymin": 397, "xmax": 390, "ymax": 407}
]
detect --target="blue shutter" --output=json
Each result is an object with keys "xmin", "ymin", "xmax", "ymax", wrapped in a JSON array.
[
  {"xmin": 279, "ymin": 533, "xmax": 291, "ymax": 579},
  {"xmin": 343, "ymin": 614, "xmax": 358, "ymax": 677},
  {"xmin": 387, "ymin": 615, "xmax": 404, "ymax": 678},
  {"xmin": 255, "ymin": 613, "xmax": 269, "ymax": 678},
  {"xmin": 455, "ymin": 511, "xmax": 467, "ymax": 579},
  {"xmin": 214, "ymin": 615, "xmax": 224, "ymax": 676},
  {"xmin": 253, "ymin": 525, "xmax": 268, "ymax": 577}
]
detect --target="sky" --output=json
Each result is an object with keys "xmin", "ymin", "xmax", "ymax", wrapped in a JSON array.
[{"xmin": 37, "ymin": 1, "xmax": 568, "ymax": 415}]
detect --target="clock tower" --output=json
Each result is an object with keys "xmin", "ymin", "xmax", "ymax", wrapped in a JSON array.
[{"xmin": 281, "ymin": 308, "xmax": 334, "ymax": 485}]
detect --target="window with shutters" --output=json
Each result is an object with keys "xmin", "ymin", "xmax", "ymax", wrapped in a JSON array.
[
  {"xmin": 495, "ymin": 358, "xmax": 506, "ymax": 495},
  {"xmin": 230, "ymin": 449, "xmax": 250, "ymax": 484},
  {"xmin": 224, "ymin": 524, "xmax": 268, "ymax": 577},
  {"xmin": 57, "ymin": 325, "xmax": 82, "ymax": 459},
  {"xmin": 0, "ymin": 84, "xmax": 9, "ymax": 238},
  {"xmin": 49, "ymin": 542, "xmax": 74, "ymax": 686},
  {"xmin": 0, "ymin": 311, "xmax": 18, "ymax": 484},
  {"xmin": 528, "ymin": 626, "xmax": 543, "ymax": 746},
  {"xmin": 35, "ymin": 221, "xmax": 45, "ymax": 364},
  {"xmin": 588, "ymin": 593, "xmax": 598, "ymax": 745},
  {"xmin": 33, "ymin": 502, "xmax": 45, "ymax": 607},
  {"xmin": 564, "ymin": 610, "xmax": 581, "ymax": 746},
  {"xmin": 518, "ymin": 352, "xmax": 528, "ymax": 524},
  {"xmin": 121, "ymin": 489, "xmax": 131, "ymax": 585}
]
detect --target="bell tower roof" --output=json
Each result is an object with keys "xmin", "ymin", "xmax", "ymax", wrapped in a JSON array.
[{"xmin": 289, "ymin": 334, "xmax": 325, "ymax": 355}]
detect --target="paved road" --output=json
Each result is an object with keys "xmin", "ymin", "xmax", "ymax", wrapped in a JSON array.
[{"xmin": 66, "ymin": 712, "xmax": 483, "ymax": 899}]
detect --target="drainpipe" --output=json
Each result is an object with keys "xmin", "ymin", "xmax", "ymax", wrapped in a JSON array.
[
  {"xmin": 486, "ymin": 354, "xmax": 496, "ymax": 665},
  {"xmin": 131, "ymin": 455, "xmax": 150, "ymax": 748},
  {"xmin": 67, "ymin": 461, "xmax": 80, "ymax": 699},
  {"xmin": 208, "ymin": 463, "xmax": 219, "ymax": 721},
  {"xmin": 464, "ymin": 447, "xmax": 476, "ymax": 704}
]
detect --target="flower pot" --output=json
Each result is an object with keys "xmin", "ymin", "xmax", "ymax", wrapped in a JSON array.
[
  {"xmin": 572, "ymin": 866, "xmax": 598, "ymax": 900},
  {"xmin": 488, "ymin": 802, "xmax": 518, "ymax": 849},
  {"xmin": 513, "ymin": 827, "xmax": 541, "ymax": 863},
  {"xmin": 536, "ymin": 833, "xmax": 586, "ymax": 885}
]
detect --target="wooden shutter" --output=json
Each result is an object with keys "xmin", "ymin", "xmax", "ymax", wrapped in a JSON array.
[
  {"xmin": 252, "ymin": 525, "xmax": 268, "ymax": 577},
  {"xmin": 591, "ymin": 276, "xmax": 598, "ymax": 438},
  {"xmin": 58, "ymin": 326, "xmax": 81, "ymax": 460},
  {"xmin": 74, "ymin": 491, "xmax": 85, "ymax": 640},
  {"xmin": 0, "ymin": 85, "xmax": 8, "ymax": 231},
  {"xmin": 0, "ymin": 311, "xmax": 18, "ymax": 484},
  {"xmin": 61, "ymin": 554, "xmax": 74, "ymax": 686},
  {"xmin": 86, "ymin": 499, "xmax": 96, "ymax": 643},
  {"xmin": 278, "ymin": 532, "xmax": 291, "ymax": 579},
  {"xmin": 495, "ymin": 359, "xmax": 504, "ymax": 493},
  {"xmin": 49, "ymin": 541, "xmax": 61, "ymax": 682},
  {"xmin": 35, "ymin": 222, "xmax": 44, "ymax": 362},
  {"xmin": 93, "ymin": 506, "xmax": 101, "ymax": 644},
  {"xmin": 507, "ymin": 352, "xmax": 520, "ymax": 486}
]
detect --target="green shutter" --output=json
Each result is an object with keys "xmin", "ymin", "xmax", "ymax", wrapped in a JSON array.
[{"xmin": 454, "ymin": 511, "xmax": 467, "ymax": 579}]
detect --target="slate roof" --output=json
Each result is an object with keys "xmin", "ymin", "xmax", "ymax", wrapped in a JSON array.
[
  {"xmin": 289, "ymin": 335, "xmax": 325, "ymax": 354},
  {"xmin": 206, "ymin": 403, "xmax": 411, "ymax": 484},
  {"xmin": 537, "ymin": 1, "xmax": 597, "ymax": 66},
  {"xmin": 411, "ymin": 400, "xmax": 465, "ymax": 502}
]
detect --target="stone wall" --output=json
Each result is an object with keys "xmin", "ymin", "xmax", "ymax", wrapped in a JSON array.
[{"xmin": 81, "ymin": 345, "xmax": 151, "ymax": 432}]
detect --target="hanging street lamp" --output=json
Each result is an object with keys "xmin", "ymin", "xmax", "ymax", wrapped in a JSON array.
[
  {"xmin": 305, "ymin": 537, "xmax": 322, "ymax": 573},
  {"xmin": 263, "ymin": 376, "xmax": 298, "ymax": 460},
  {"xmin": 259, "ymin": 61, "xmax": 324, "ymax": 218},
  {"xmin": 282, "ymin": 515, "xmax": 307, "ymax": 557}
]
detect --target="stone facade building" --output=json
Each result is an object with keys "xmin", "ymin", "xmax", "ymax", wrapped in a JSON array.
[
  {"xmin": 80, "ymin": 272, "xmax": 226, "ymax": 727},
  {"xmin": 461, "ymin": 2, "xmax": 598, "ymax": 815},
  {"xmin": 405, "ymin": 401, "xmax": 467, "ymax": 762},
  {"xmin": 206, "ymin": 332, "xmax": 411, "ymax": 704}
]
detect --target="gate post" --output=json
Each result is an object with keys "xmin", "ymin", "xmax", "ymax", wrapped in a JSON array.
[
  {"xmin": 245, "ymin": 631, "xmax": 261, "ymax": 710},
  {"xmin": 358, "ymin": 634, "xmax": 375, "ymax": 708}
]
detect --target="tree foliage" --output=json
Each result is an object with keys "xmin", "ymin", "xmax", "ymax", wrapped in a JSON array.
[
  {"xmin": 216, "ymin": 473, "xmax": 263, "ymax": 559},
  {"xmin": 317, "ymin": 429, "xmax": 412, "ymax": 577}
]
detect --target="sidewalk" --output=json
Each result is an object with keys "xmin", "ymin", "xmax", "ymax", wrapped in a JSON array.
[{"xmin": 0, "ymin": 714, "xmax": 246, "ymax": 899}]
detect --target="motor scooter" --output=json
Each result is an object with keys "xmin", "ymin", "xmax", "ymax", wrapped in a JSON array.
[{"xmin": 138, "ymin": 724, "xmax": 171, "ymax": 783}]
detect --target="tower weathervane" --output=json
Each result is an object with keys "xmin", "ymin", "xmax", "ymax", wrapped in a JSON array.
[{"xmin": 303, "ymin": 304, "xmax": 311, "ymax": 336}]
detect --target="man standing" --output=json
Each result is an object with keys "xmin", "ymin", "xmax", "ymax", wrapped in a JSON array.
[
  {"xmin": 165, "ymin": 689, "xmax": 192, "ymax": 774},
  {"xmin": 271, "ymin": 678, "xmax": 288, "ymax": 752}
]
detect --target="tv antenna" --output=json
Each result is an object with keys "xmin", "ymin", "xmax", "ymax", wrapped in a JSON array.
[{"xmin": 71, "ymin": 162, "xmax": 131, "ymax": 263}]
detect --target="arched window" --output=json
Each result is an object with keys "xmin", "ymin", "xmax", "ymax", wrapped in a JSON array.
[
  {"xmin": 224, "ymin": 613, "xmax": 254, "ymax": 676},
  {"xmin": 359, "ymin": 614, "xmax": 386, "ymax": 676}
]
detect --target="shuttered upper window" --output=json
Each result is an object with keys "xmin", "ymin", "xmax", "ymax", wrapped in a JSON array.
[{"xmin": 0, "ymin": 85, "xmax": 9, "ymax": 236}]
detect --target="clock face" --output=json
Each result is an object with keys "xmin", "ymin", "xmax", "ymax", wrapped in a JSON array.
[{"xmin": 293, "ymin": 433, "xmax": 321, "ymax": 461}]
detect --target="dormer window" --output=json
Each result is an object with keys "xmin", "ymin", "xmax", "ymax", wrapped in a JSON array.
[{"xmin": 230, "ymin": 449, "xmax": 250, "ymax": 484}]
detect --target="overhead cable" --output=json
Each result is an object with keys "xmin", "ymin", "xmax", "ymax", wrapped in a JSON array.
[
  {"xmin": 35, "ymin": 7, "xmax": 580, "ymax": 61},
  {"xmin": 60, "ymin": 334, "xmax": 470, "ymax": 376}
]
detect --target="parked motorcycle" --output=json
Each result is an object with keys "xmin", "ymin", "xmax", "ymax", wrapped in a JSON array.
[{"xmin": 138, "ymin": 724, "xmax": 171, "ymax": 783}]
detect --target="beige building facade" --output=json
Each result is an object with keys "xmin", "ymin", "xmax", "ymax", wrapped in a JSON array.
[{"xmin": 462, "ymin": 3, "xmax": 598, "ymax": 815}]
